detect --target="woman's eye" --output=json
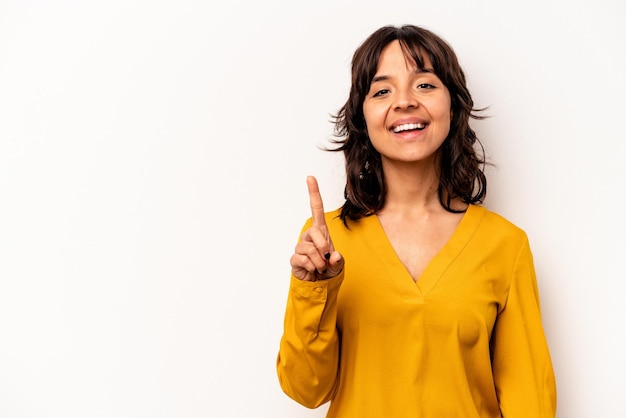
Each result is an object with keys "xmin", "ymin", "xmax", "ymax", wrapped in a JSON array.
[
  {"xmin": 372, "ymin": 89, "xmax": 390, "ymax": 97},
  {"xmin": 417, "ymin": 83, "xmax": 435, "ymax": 89}
]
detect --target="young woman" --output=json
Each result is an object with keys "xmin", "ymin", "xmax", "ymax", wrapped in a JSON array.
[{"xmin": 277, "ymin": 24, "xmax": 557, "ymax": 417}]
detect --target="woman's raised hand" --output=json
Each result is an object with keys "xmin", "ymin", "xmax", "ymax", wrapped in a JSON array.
[{"xmin": 290, "ymin": 176, "xmax": 344, "ymax": 281}]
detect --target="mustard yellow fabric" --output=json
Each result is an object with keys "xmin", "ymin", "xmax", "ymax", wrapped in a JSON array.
[{"xmin": 277, "ymin": 204, "xmax": 556, "ymax": 417}]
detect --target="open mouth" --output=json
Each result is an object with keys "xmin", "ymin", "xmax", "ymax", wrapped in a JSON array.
[{"xmin": 392, "ymin": 123, "xmax": 426, "ymax": 133}]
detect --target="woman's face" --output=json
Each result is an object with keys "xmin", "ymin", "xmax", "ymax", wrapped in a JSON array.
[{"xmin": 363, "ymin": 40, "xmax": 452, "ymax": 168}]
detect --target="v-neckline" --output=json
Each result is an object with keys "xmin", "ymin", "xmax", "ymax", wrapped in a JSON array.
[{"xmin": 359, "ymin": 204, "xmax": 485, "ymax": 297}]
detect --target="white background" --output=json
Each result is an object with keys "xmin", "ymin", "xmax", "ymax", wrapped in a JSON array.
[{"xmin": 1, "ymin": 1, "xmax": 624, "ymax": 417}]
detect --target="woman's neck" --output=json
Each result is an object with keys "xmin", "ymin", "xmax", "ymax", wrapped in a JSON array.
[{"xmin": 381, "ymin": 161, "xmax": 441, "ymax": 213}]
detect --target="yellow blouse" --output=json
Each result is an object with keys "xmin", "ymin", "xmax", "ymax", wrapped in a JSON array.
[{"xmin": 277, "ymin": 204, "xmax": 556, "ymax": 418}]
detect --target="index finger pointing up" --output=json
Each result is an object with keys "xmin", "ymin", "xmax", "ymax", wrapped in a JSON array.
[{"xmin": 307, "ymin": 176, "xmax": 326, "ymax": 227}]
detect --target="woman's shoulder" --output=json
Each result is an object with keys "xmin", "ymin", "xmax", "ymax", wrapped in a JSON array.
[
  {"xmin": 326, "ymin": 207, "xmax": 343, "ymax": 222},
  {"xmin": 469, "ymin": 204, "xmax": 528, "ymax": 240},
  {"xmin": 299, "ymin": 207, "xmax": 345, "ymax": 233}
]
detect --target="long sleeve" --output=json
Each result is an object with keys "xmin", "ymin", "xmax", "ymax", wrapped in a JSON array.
[
  {"xmin": 276, "ymin": 206, "xmax": 556, "ymax": 417},
  {"xmin": 490, "ymin": 235, "xmax": 557, "ymax": 417},
  {"xmin": 276, "ymin": 271, "xmax": 344, "ymax": 408}
]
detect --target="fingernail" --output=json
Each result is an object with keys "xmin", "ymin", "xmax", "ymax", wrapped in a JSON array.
[{"xmin": 324, "ymin": 252, "xmax": 331, "ymax": 260}]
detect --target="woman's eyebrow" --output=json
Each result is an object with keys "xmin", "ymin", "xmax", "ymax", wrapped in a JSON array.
[
  {"xmin": 371, "ymin": 75, "xmax": 389, "ymax": 84},
  {"xmin": 371, "ymin": 68, "xmax": 435, "ymax": 84}
]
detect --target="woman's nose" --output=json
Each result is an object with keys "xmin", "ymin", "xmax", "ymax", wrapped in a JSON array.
[{"xmin": 393, "ymin": 89, "xmax": 419, "ymax": 110}]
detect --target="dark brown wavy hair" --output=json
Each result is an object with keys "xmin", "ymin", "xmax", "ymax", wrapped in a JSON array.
[{"xmin": 329, "ymin": 24, "xmax": 488, "ymax": 224}]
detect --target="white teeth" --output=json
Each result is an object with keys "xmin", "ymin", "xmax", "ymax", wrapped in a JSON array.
[{"xmin": 393, "ymin": 123, "xmax": 425, "ymax": 133}]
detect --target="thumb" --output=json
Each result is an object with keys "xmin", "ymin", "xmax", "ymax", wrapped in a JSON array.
[{"xmin": 324, "ymin": 251, "xmax": 344, "ymax": 279}]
